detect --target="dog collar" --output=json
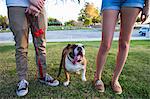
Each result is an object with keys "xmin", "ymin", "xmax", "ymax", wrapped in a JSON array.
[
  {"xmin": 67, "ymin": 55, "xmax": 74, "ymax": 63},
  {"xmin": 69, "ymin": 52, "xmax": 74, "ymax": 59},
  {"xmin": 67, "ymin": 55, "xmax": 81, "ymax": 65}
]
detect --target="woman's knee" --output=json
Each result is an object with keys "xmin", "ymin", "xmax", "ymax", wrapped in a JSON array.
[
  {"xmin": 100, "ymin": 42, "xmax": 111, "ymax": 52},
  {"xmin": 119, "ymin": 40, "xmax": 130, "ymax": 50}
]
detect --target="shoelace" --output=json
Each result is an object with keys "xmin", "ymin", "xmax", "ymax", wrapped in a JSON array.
[
  {"xmin": 17, "ymin": 80, "xmax": 28, "ymax": 90},
  {"xmin": 45, "ymin": 74, "xmax": 55, "ymax": 83}
]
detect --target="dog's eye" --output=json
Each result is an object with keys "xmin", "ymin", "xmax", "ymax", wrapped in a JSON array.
[
  {"xmin": 82, "ymin": 45, "xmax": 85, "ymax": 48},
  {"xmin": 77, "ymin": 47, "xmax": 82, "ymax": 51}
]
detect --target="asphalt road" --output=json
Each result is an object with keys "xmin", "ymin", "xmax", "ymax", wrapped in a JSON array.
[{"xmin": 0, "ymin": 29, "xmax": 149, "ymax": 43}]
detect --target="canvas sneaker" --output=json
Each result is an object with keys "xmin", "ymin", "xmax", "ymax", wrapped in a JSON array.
[
  {"xmin": 16, "ymin": 79, "xmax": 29, "ymax": 97},
  {"xmin": 39, "ymin": 74, "xmax": 59, "ymax": 86}
]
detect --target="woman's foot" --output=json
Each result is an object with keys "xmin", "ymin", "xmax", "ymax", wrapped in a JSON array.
[
  {"xmin": 94, "ymin": 79, "xmax": 105, "ymax": 92},
  {"xmin": 111, "ymin": 81, "xmax": 122, "ymax": 94}
]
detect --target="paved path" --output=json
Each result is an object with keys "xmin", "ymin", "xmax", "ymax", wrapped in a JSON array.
[{"xmin": 0, "ymin": 29, "xmax": 149, "ymax": 43}]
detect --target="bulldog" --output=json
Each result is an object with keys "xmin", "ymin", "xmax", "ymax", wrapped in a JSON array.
[{"xmin": 57, "ymin": 44, "xmax": 87, "ymax": 86}]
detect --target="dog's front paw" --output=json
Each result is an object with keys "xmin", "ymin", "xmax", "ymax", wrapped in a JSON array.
[
  {"xmin": 76, "ymin": 71, "xmax": 80, "ymax": 75},
  {"xmin": 82, "ymin": 77, "xmax": 87, "ymax": 81},
  {"xmin": 63, "ymin": 81, "xmax": 70, "ymax": 86}
]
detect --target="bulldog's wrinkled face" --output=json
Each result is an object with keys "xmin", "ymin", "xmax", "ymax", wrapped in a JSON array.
[
  {"xmin": 74, "ymin": 44, "xmax": 85, "ymax": 57},
  {"xmin": 67, "ymin": 44, "xmax": 85, "ymax": 64}
]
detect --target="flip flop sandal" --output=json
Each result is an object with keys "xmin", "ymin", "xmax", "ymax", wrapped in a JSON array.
[
  {"xmin": 94, "ymin": 79, "xmax": 105, "ymax": 92},
  {"xmin": 111, "ymin": 81, "xmax": 122, "ymax": 94}
]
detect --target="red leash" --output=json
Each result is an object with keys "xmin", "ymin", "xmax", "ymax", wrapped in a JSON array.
[
  {"xmin": 26, "ymin": 13, "xmax": 45, "ymax": 80},
  {"xmin": 25, "ymin": 13, "xmax": 44, "ymax": 37}
]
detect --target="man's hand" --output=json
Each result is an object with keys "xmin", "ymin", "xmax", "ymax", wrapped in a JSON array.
[
  {"xmin": 141, "ymin": 0, "xmax": 150, "ymax": 23},
  {"xmin": 141, "ymin": 6, "xmax": 149, "ymax": 23},
  {"xmin": 29, "ymin": 0, "xmax": 45, "ymax": 11},
  {"xmin": 25, "ymin": 5, "xmax": 40, "ymax": 16}
]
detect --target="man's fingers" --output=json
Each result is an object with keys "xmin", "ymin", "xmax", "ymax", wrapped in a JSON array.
[
  {"xmin": 141, "ymin": 5, "xmax": 149, "ymax": 23},
  {"xmin": 37, "ymin": 4, "xmax": 43, "ymax": 11},
  {"xmin": 25, "ymin": 8, "xmax": 32, "ymax": 15},
  {"xmin": 29, "ymin": 0, "xmax": 45, "ymax": 11},
  {"xmin": 35, "ymin": 12, "xmax": 39, "ymax": 16},
  {"xmin": 31, "ymin": 11, "xmax": 36, "ymax": 16},
  {"xmin": 25, "ymin": 8, "xmax": 29, "ymax": 13},
  {"xmin": 26, "ymin": 5, "xmax": 40, "ymax": 16},
  {"xmin": 28, "ymin": 9, "xmax": 32, "ymax": 15},
  {"xmin": 141, "ymin": 15, "xmax": 146, "ymax": 23},
  {"xmin": 38, "ymin": 1, "xmax": 44, "ymax": 10},
  {"xmin": 39, "ymin": 0, "xmax": 44, "ymax": 5},
  {"xmin": 30, "ymin": 5, "xmax": 40, "ymax": 13},
  {"xmin": 141, "ymin": 14, "xmax": 148, "ymax": 23},
  {"xmin": 30, "ymin": 5, "xmax": 40, "ymax": 16},
  {"xmin": 33, "ymin": 2, "xmax": 44, "ymax": 11}
]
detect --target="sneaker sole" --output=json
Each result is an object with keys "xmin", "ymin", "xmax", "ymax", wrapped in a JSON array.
[
  {"xmin": 39, "ymin": 79, "xmax": 59, "ymax": 86},
  {"xmin": 16, "ymin": 88, "xmax": 28, "ymax": 97}
]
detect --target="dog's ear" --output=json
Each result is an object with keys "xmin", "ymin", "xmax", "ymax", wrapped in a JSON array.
[
  {"xmin": 72, "ymin": 44, "xmax": 78, "ymax": 49},
  {"xmin": 82, "ymin": 45, "xmax": 85, "ymax": 48},
  {"xmin": 66, "ymin": 44, "xmax": 71, "ymax": 49}
]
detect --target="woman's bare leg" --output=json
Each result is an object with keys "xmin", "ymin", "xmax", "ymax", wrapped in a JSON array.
[
  {"xmin": 94, "ymin": 10, "xmax": 119, "ymax": 81},
  {"xmin": 112, "ymin": 7, "xmax": 141, "ymax": 83}
]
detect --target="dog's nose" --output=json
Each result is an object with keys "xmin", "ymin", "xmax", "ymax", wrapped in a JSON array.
[{"xmin": 77, "ymin": 47, "xmax": 82, "ymax": 51}]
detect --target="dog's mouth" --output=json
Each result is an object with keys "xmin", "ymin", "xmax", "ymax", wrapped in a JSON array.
[{"xmin": 72, "ymin": 51, "xmax": 83, "ymax": 64}]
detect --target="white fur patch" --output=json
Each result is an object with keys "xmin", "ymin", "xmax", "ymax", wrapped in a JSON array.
[
  {"xmin": 63, "ymin": 81, "xmax": 70, "ymax": 86},
  {"xmin": 65, "ymin": 55, "xmax": 84, "ymax": 72}
]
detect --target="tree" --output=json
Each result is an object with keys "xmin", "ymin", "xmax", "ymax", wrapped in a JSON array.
[
  {"xmin": 84, "ymin": 18, "xmax": 92, "ymax": 26},
  {"xmin": 78, "ymin": 9, "xmax": 86, "ymax": 22},
  {"xmin": 64, "ymin": 20, "xmax": 76, "ymax": 26},
  {"xmin": 78, "ymin": 2, "xmax": 102, "ymax": 26},
  {"xmin": 47, "ymin": 17, "xmax": 62, "ymax": 26},
  {"xmin": 92, "ymin": 16, "xmax": 102, "ymax": 25},
  {"xmin": 85, "ymin": 2, "xmax": 98, "ymax": 18},
  {"xmin": 0, "ymin": 15, "xmax": 9, "ymax": 30}
]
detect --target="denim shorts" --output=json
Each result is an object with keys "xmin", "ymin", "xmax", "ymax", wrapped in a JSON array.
[{"xmin": 101, "ymin": 0, "xmax": 145, "ymax": 11}]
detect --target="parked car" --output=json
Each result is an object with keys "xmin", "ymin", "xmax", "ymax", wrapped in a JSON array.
[{"xmin": 139, "ymin": 27, "xmax": 150, "ymax": 36}]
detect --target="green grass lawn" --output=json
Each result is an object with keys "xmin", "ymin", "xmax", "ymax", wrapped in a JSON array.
[
  {"xmin": 0, "ymin": 40, "xmax": 150, "ymax": 98},
  {"xmin": 0, "ymin": 29, "xmax": 11, "ymax": 33},
  {"xmin": 0, "ymin": 26, "xmax": 93, "ymax": 33},
  {"xmin": 47, "ymin": 26, "xmax": 93, "ymax": 31}
]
